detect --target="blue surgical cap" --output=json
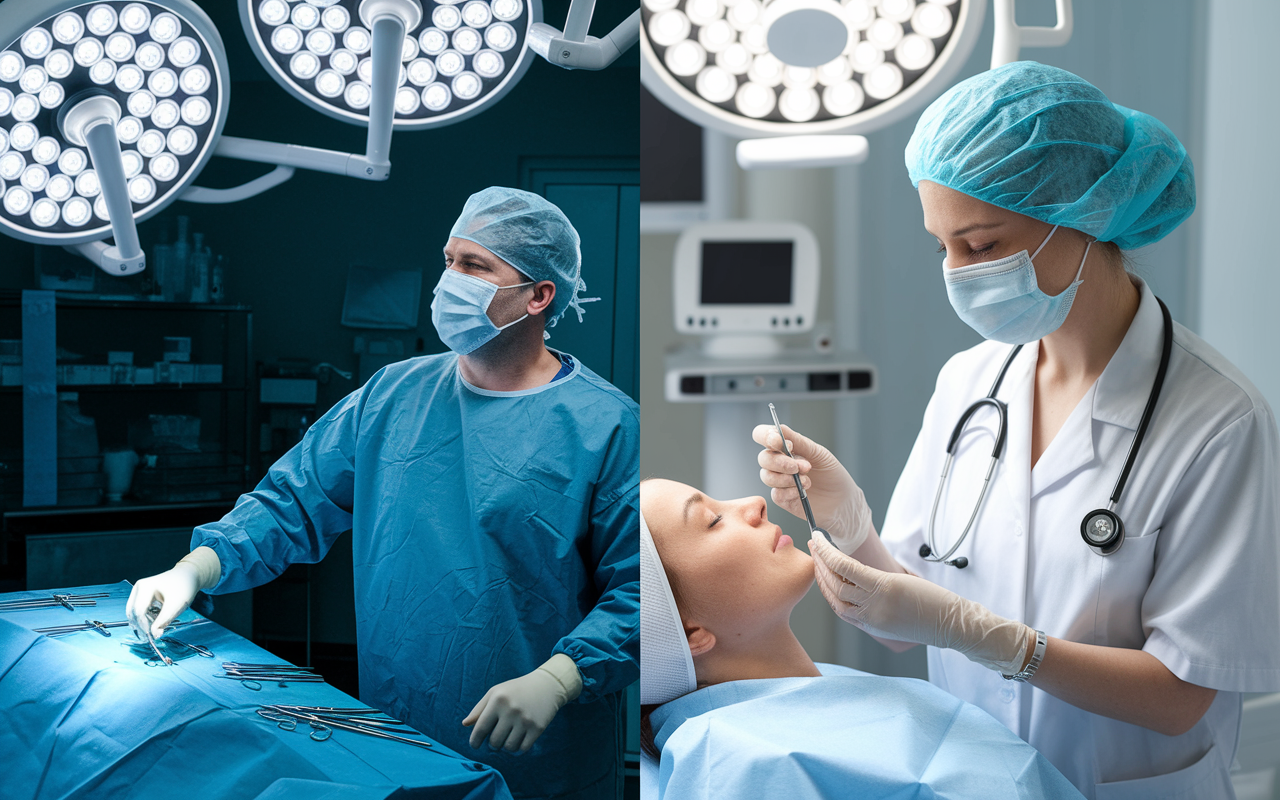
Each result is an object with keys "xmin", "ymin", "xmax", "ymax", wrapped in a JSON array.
[
  {"xmin": 905, "ymin": 62, "xmax": 1195, "ymax": 250},
  {"xmin": 449, "ymin": 186, "xmax": 595, "ymax": 329}
]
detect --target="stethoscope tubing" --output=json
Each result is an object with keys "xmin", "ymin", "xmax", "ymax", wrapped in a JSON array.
[{"xmin": 924, "ymin": 298, "xmax": 1172, "ymax": 566}]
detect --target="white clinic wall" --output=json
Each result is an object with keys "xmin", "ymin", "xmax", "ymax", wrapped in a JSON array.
[
  {"xmin": 1198, "ymin": 0, "xmax": 1280, "ymax": 413},
  {"xmin": 641, "ymin": 0, "xmax": 1207, "ymax": 676}
]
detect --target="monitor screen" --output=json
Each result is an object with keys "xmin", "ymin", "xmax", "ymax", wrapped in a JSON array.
[{"xmin": 700, "ymin": 241, "xmax": 794, "ymax": 304}]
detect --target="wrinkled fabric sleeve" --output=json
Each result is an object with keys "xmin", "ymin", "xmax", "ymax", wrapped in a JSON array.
[
  {"xmin": 554, "ymin": 410, "xmax": 640, "ymax": 703},
  {"xmin": 1142, "ymin": 405, "xmax": 1280, "ymax": 692},
  {"xmin": 191, "ymin": 385, "xmax": 365, "ymax": 594}
]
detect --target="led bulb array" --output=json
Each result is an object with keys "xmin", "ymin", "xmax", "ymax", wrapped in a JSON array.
[
  {"xmin": 0, "ymin": 1, "xmax": 222, "ymax": 239},
  {"xmin": 246, "ymin": 0, "xmax": 530, "ymax": 125},
  {"xmin": 643, "ymin": 0, "xmax": 957, "ymax": 124}
]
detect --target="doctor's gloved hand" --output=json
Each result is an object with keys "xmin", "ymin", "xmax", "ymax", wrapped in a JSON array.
[
  {"xmin": 463, "ymin": 654, "xmax": 583, "ymax": 754},
  {"xmin": 811, "ymin": 535, "xmax": 1034, "ymax": 676},
  {"xmin": 753, "ymin": 423, "xmax": 875, "ymax": 553},
  {"xmin": 126, "ymin": 546, "xmax": 221, "ymax": 641}
]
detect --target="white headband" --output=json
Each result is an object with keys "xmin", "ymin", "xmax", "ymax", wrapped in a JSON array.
[{"xmin": 639, "ymin": 508, "xmax": 697, "ymax": 704}]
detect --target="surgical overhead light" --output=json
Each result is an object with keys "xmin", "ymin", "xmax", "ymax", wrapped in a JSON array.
[
  {"xmin": 0, "ymin": 0, "xmax": 229, "ymax": 274},
  {"xmin": 641, "ymin": 0, "xmax": 1073, "ymax": 169},
  {"xmin": 240, "ymin": 0, "xmax": 541, "ymax": 132}
]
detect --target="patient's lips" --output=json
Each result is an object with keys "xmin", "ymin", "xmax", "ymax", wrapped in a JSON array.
[{"xmin": 774, "ymin": 530, "xmax": 792, "ymax": 552}]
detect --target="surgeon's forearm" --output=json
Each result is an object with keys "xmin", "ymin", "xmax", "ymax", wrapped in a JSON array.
[{"xmin": 1028, "ymin": 637, "xmax": 1217, "ymax": 736}]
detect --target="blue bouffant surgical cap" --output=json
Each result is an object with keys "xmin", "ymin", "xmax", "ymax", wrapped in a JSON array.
[
  {"xmin": 450, "ymin": 187, "xmax": 596, "ymax": 329},
  {"xmin": 905, "ymin": 62, "xmax": 1195, "ymax": 250}
]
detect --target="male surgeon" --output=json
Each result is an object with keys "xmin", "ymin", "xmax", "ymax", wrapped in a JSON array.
[{"xmin": 127, "ymin": 187, "xmax": 640, "ymax": 800}]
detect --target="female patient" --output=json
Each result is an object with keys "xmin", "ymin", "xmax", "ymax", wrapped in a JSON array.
[{"xmin": 639, "ymin": 478, "xmax": 1082, "ymax": 800}]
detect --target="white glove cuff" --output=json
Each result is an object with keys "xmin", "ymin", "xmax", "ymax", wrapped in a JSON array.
[
  {"xmin": 538, "ymin": 653, "xmax": 583, "ymax": 702},
  {"xmin": 177, "ymin": 546, "xmax": 222, "ymax": 592}
]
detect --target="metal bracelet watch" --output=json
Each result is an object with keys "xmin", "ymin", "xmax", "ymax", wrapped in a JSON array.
[{"xmin": 1003, "ymin": 629, "xmax": 1047, "ymax": 682}]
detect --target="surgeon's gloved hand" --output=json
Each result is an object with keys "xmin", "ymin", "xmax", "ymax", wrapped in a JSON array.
[
  {"xmin": 463, "ymin": 653, "xmax": 583, "ymax": 754},
  {"xmin": 126, "ymin": 546, "xmax": 221, "ymax": 641},
  {"xmin": 753, "ymin": 423, "xmax": 875, "ymax": 554},
  {"xmin": 811, "ymin": 535, "xmax": 1033, "ymax": 676}
]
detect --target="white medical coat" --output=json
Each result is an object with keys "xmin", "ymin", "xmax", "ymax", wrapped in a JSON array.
[{"xmin": 880, "ymin": 278, "xmax": 1280, "ymax": 800}]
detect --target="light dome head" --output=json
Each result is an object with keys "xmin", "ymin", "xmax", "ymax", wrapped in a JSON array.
[
  {"xmin": 241, "ymin": 0, "xmax": 542, "ymax": 129},
  {"xmin": 640, "ymin": 0, "xmax": 985, "ymax": 138},
  {"xmin": 0, "ymin": 0, "xmax": 229, "ymax": 245}
]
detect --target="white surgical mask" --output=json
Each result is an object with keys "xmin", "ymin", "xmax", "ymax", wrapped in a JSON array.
[
  {"xmin": 942, "ymin": 225, "xmax": 1094, "ymax": 344},
  {"xmin": 430, "ymin": 269, "xmax": 533, "ymax": 355}
]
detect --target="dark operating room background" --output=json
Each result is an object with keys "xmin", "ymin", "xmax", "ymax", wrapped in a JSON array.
[{"xmin": 0, "ymin": 0, "xmax": 638, "ymax": 783}]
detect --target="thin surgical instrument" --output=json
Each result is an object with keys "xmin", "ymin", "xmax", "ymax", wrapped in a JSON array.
[
  {"xmin": 258, "ymin": 705, "xmax": 436, "ymax": 749},
  {"xmin": 0, "ymin": 592, "xmax": 109, "ymax": 613},
  {"xmin": 769, "ymin": 403, "xmax": 833, "ymax": 544},
  {"xmin": 34, "ymin": 619, "xmax": 129, "ymax": 636}
]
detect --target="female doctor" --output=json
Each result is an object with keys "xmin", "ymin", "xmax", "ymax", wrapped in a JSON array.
[{"xmin": 755, "ymin": 62, "xmax": 1280, "ymax": 799}]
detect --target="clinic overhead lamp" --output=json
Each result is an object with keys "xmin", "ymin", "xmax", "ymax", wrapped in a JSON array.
[
  {"xmin": 0, "ymin": 0, "xmax": 229, "ymax": 274},
  {"xmin": 640, "ymin": 0, "xmax": 1072, "ymax": 169}
]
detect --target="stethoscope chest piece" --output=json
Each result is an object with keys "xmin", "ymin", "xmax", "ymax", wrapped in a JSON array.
[{"xmin": 1081, "ymin": 508, "xmax": 1124, "ymax": 556}]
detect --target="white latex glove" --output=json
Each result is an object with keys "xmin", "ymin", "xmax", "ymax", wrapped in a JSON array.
[
  {"xmin": 126, "ymin": 546, "xmax": 221, "ymax": 641},
  {"xmin": 810, "ymin": 535, "xmax": 1033, "ymax": 675},
  {"xmin": 463, "ymin": 654, "xmax": 582, "ymax": 754},
  {"xmin": 753, "ymin": 422, "xmax": 874, "ymax": 553}
]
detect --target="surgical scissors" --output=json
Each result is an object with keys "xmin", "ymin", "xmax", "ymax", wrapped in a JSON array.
[
  {"xmin": 769, "ymin": 403, "xmax": 833, "ymax": 544},
  {"xmin": 34, "ymin": 619, "xmax": 129, "ymax": 637},
  {"xmin": 0, "ymin": 592, "xmax": 109, "ymax": 613},
  {"xmin": 218, "ymin": 662, "xmax": 324, "ymax": 690},
  {"xmin": 258, "ymin": 705, "xmax": 435, "ymax": 749}
]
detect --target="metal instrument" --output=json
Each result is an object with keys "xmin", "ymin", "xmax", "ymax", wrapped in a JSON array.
[
  {"xmin": 218, "ymin": 662, "xmax": 325, "ymax": 690},
  {"xmin": 768, "ymin": 403, "xmax": 833, "ymax": 544},
  {"xmin": 34, "ymin": 619, "xmax": 129, "ymax": 637},
  {"xmin": 0, "ymin": 592, "xmax": 110, "ymax": 613},
  {"xmin": 257, "ymin": 704, "xmax": 435, "ymax": 749}
]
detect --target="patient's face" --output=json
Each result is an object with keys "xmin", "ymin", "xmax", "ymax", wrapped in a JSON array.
[{"xmin": 642, "ymin": 479, "xmax": 814, "ymax": 637}]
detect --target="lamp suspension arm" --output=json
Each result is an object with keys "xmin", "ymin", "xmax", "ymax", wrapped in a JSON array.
[
  {"xmin": 205, "ymin": 135, "xmax": 390, "ymax": 181},
  {"xmin": 364, "ymin": 13, "xmax": 407, "ymax": 170},
  {"xmin": 529, "ymin": 7, "xmax": 639, "ymax": 70},
  {"xmin": 990, "ymin": 0, "xmax": 1073, "ymax": 69},
  {"xmin": 58, "ymin": 94, "xmax": 145, "ymax": 276},
  {"xmin": 179, "ymin": 166, "xmax": 297, "ymax": 204}
]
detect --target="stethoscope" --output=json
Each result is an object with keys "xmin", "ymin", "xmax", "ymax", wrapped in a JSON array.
[{"xmin": 919, "ymin": 297, "xmax": 1173, "ymax": 568}]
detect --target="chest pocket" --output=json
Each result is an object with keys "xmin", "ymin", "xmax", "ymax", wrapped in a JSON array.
[{"xmin": 1093, "ymin": 525, "xmax": 1160, "ymax": 650}]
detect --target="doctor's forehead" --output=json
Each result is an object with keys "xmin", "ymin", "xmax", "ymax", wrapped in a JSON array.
[
  {"xmin": 919, "ymin": 182, "xmax": 1014, "ymax": 236},
  {"xmin": 443, "ymin": 237, "xmax": 505, "ymax": 267}
]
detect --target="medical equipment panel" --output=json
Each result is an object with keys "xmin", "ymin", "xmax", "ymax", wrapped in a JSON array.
[
  {"xmin": 674, "ymin": 220, "xmax": 818, "ymax": 335},
  {"xmin": 664, "ymin": 347, "xmax": 875, "ymax": 403}
]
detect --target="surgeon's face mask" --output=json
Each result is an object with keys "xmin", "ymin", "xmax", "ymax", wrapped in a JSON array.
[
  {"xmin": 942, "ymin": 225, "xmax": 1094, "ymax": 345},
  {"xmin": 430, "ymin": 268, "xmax": 534, "ymax": 355}
]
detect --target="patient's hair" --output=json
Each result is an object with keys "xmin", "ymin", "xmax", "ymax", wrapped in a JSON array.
[{"xmin": 641, "ymin": 705, "xmax": 660, "ymax": 759}]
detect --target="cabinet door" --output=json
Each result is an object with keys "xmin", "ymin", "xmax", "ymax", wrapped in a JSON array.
[{"xmin": 523, "ymin": 163, "xmax": 640, "ymax": 403}]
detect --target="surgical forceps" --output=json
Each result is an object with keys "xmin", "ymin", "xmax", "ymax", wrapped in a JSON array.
[
  {"xmin": 257, "ymin": 705, "xmax": 435, "ymax": 749},
  {"xmin": 769, "ymin": 403, "xmax": 833, "ymax": 544},
  {"xmin": 0, "ymin": 592, "xmax": 109, "ymax": 613},
  {"xmin": 218, "ymin": 662, "xmax": 324, "ymax": 690},
  {"xmin": 34, "ymin": 619, "xmax": 129, "ymax": 636}
]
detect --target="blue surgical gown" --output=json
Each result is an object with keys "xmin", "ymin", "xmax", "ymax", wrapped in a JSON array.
[
  {"xmin": 193, "ymin": 352, "xmax": 639, "ymax": 800},
  {"xmin": 642, "ymin": 664, "xmax": 1084, "ymax": 800}
]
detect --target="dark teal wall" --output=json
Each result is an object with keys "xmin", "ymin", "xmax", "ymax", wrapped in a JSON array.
[{"xmin": 1, "ymin": 0, "xmax": 639, "ymax": 392}]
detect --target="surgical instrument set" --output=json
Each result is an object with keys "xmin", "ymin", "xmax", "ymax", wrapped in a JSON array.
[
  {"xmin": 769, "ymin": 403, "xmax": 834, "ymax": 544},
  {"xmin": 257, "ymin": 705, "xmax": 435, "ymax": 750},
  {"xmin": 218, "ymin": 662, "xmax": 325, "ymax": 690},
  {"xmin": 0, "ymin": 592, "xmax": 110, "ymax": 613}
]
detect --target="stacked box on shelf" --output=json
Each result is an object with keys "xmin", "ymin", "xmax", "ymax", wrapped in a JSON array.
[{"xmin": 132, "ymin": 450, "xmax": 246, "ymax": 504}]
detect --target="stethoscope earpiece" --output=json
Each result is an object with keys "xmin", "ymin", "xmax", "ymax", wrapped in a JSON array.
[{"xmin": 1081, "ymin": 508, "xmax": 1125, "ymax": 556}]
